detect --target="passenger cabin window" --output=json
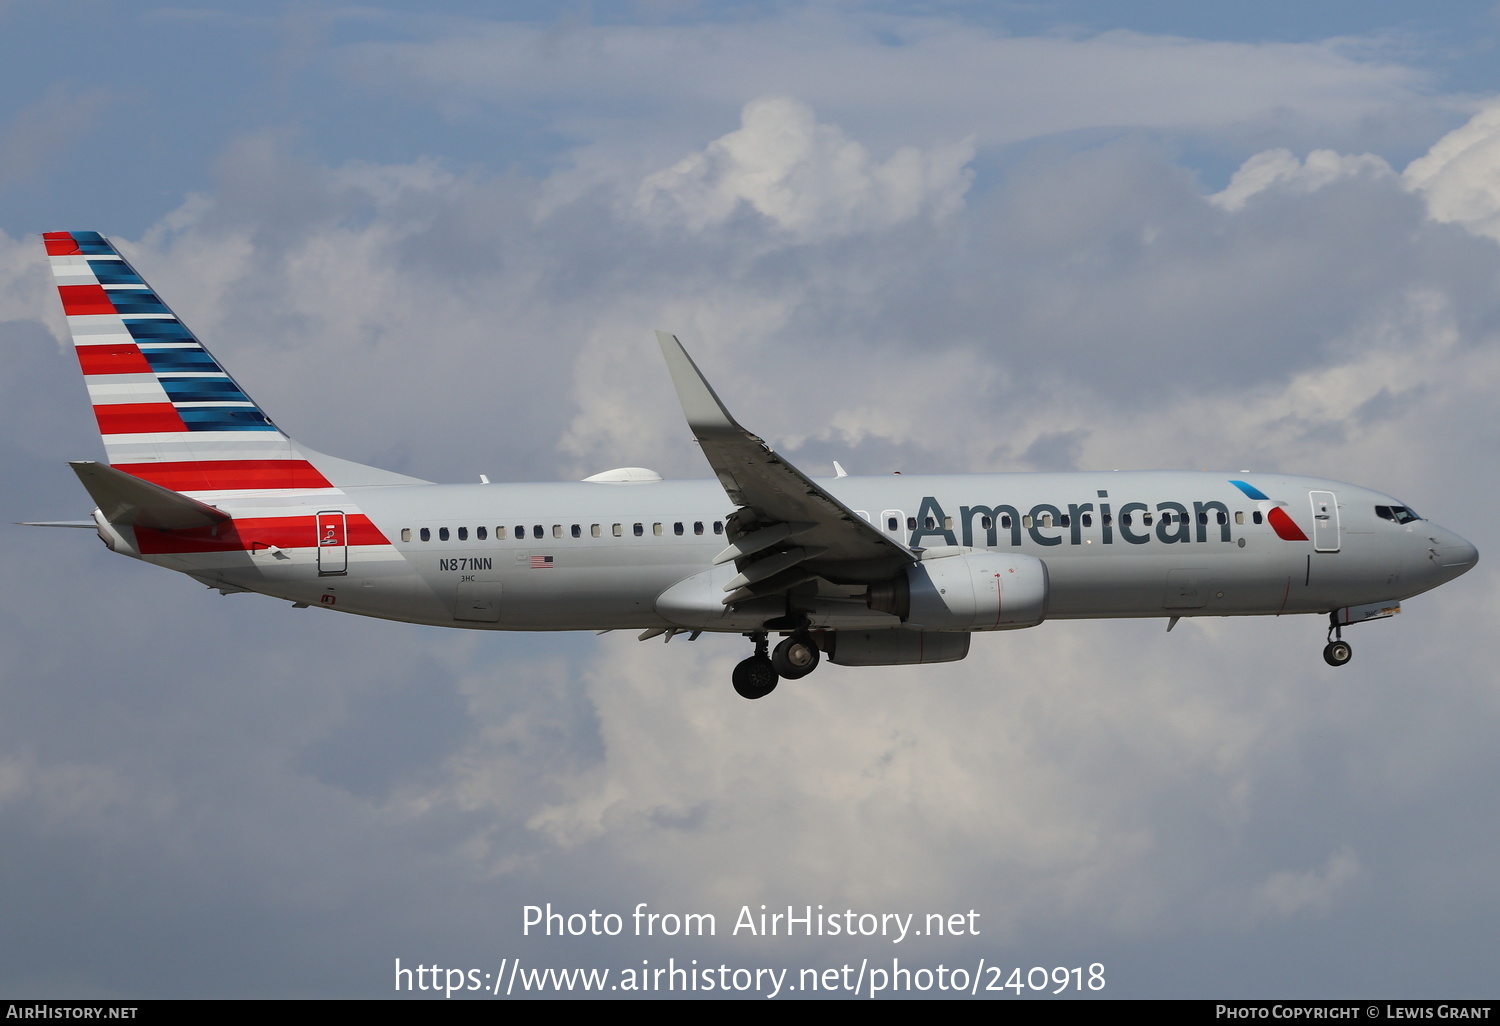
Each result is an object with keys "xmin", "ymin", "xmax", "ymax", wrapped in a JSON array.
[
  {"xmin": 591, "ymin": 524, "xmax": 601, "ymax": 538},
  {"xmin": 553, "ymin": 525, "xmax": 562, "ymax": 539},
  {"xmin": 458, "ymin": 527, "xmax": 468, "ymax": 541},
  {"xmin": 477, "ymin": 527, "xmax": 487, "ymax": 540},
  {"xmin": 1082, "ymin": 513, "xmax": 1093, "ymax": 527},
  {"xmin": 653, "ymin": 523, "xmax": 663, "ymax": 536},
  {"xmin": 981, "ymin": 516, "xmax": 993, "ymax": 530},
  {"xmin": 1235, "ymin": 512, "xmax": 1244, "ymax": 525},
  {"xmin": 674, "ymin": 522, "xmax": 684, "ymax": 536},
  {"xmin": 572, "ymin": 524, "xmax": 581, "ymax": 538},
  {"xmin": 439, "ymin": 527, "xmax": 450, "ymax": 541},
  {"xmin": 634, "ymin": 523, "xmax": 644, "ymax": 537},
  {"xmin": 1252, "ymin": 511, "xmax": 1263, "ymax": 525},
  {"xmin": 420, "ymin": 528, "xmax": 430, "ymax": 541},
  {"xmin": 613, "ymin": 524, "xmax": 622, "ymax": 537},
  {"xmin": 515, "ymin": 525, "xmax": 526, "ymax": 539},
  {"xmin": 694, "ymin": 522, "xmax": 704, "ymax": 535},
  {"xmin": 401, "ymin": 528, "xmax": 411, "ymax": 542},
  {"xmin": 497, "ymin": 526, "xmax": 507, "ymax": 539},
  {"xmin": 714, "ymin": 521, "xmax": 724, "ymax": 535},
  {"xmin": 533, "ymin": 525, "xmax": 543, "ymax": 538}
]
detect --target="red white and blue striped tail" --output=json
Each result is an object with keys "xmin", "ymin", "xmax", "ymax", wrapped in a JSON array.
[{"xmin": 45, "ymin": 231, "xmax": 409, "ymax": 500}]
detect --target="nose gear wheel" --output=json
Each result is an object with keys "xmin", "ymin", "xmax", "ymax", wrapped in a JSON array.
[{"xmin": 1323, "ymin": 615, "xmax": 1352, "ymax": 667}]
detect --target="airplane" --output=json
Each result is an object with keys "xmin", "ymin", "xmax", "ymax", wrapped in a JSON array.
[{"xmin": 33, "ymin": 230, "xmax": 1479, "ymax": 699}]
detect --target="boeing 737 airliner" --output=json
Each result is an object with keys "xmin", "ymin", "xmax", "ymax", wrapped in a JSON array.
[{"xmin": 34, "ymin": 231, "xmax": 1478, "ymax": 698}]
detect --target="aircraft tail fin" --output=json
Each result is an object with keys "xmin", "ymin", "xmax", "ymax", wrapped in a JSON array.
[{"xmin": 43, "ymin": 231, "xmax": 426, "ymax": 500}]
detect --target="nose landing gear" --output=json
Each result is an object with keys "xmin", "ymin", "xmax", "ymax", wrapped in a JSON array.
[{"xmin": 1323, "ymin": 615, "xmax": 1352, "ymax": 667}]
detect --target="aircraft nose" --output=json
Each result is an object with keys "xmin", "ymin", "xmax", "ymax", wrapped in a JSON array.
[{"xmin": 1431, "ymin": 526, "xmax": 1478, "ymax": 578}]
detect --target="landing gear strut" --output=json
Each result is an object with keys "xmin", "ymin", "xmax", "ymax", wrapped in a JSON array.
[
  {"xmin": 732, "ymin": 633, "xmax": 778, "ymax": 699},
  {"xmin": 1323, "ymin": 615, "xmax": 1352, "ymax": 667}
]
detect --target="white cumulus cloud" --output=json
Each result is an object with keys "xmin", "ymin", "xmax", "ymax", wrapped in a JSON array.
[
  {"xmin": 1403, "ymin": 100, "xmax": 1500, "ymax": 243},
  {"xmin": 1209, "ymin": 147, "xmax": 1393, "ymax": 211},
  {"xmin": 634, "ymin": 97, "xmax": 974, "ymax": 240}
]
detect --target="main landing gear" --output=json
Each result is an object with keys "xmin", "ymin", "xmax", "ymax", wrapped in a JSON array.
[
  {"xmin": 772, "ymin": 633, "xmax": 820, "ymax": 680},
  {"xmin": 1323, "ymin": 614, "xmax": 1353, "ymax": 667},
  {"xmin": 732, "ymin": 631, "xmax": 821, "ymax": 699},
  {"xmin": 732, "ymin": 634, "xmax": 777, "ymax": 699}
]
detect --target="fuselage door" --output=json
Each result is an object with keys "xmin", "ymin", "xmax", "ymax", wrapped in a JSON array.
[
  {"xmin": 316, "ymin": 510, "xmax": 348, "ymax": 575},
  {"xmin": 1310, "ymin": 491, "xmax": 1340, "ymax": 553}
]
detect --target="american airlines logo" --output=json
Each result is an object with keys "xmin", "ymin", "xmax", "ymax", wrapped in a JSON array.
[{"xmin": 907, "ymin": 483, "xmax": 1305, "ymax": 550}]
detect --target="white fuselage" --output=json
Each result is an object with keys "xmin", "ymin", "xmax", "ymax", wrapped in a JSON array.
[{"xmin": 110, "ymin": 470, "xmax": 1477, "ymax": 634}]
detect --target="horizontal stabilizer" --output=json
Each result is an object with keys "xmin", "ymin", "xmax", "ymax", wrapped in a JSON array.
[
  {"xmin": 17, "ymin": 520, "xmax": 96, "ymax": 528},
  {"xmin": 69, "ymin": 461, "xmax": 231, "ymax": 530}
]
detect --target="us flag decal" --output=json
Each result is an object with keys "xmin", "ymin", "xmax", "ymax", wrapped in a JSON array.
[{"xmin": 530, "ymin": 555, "xmax": 555, "ymax": 569}]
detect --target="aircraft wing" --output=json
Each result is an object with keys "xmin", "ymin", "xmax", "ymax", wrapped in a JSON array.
[{"xmin": 657, "ymin": 332, "xmax": 913, "ymax": 604}]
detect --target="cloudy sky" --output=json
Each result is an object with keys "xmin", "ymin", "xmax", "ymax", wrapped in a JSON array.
[{"xmin": 2, "ymin": 0, "xmax": 1498, "ymax": 999}]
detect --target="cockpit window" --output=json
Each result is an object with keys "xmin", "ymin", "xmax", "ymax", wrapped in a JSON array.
[{"xmin": 1375, "ymin": 505, "xmax": 1421, "ymax": 524}]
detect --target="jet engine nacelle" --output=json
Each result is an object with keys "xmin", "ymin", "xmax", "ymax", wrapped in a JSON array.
[{"xmin": 867, "ymin": 549, "xmax": 1049, "ymax": 630}]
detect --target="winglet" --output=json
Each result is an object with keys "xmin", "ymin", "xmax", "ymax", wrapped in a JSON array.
[
  {"xmin": 655, "ymin": 331, "xmax": 752, "ymax": 440},
  {"xmin": 653, "ymin": 331, "xmax": 911, "ymax": 574}
]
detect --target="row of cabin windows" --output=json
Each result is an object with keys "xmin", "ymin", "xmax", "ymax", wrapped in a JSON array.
[
  {"xmin": 398, "ymin": 520, "xmax": 726, "ymax": 543},
  {"xmin": 399, "ymin": 507, "xmax": 1270, "ymax": 545},
  {"xmin": 883, "ymin": 509, "xmax": 1256, "ymax": 532}
]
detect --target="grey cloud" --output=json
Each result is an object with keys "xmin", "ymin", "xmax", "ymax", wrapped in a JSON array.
[
  {"xmin": 0, "ymin": 84, "xmax": 113, "ymax": 190},
  {"xmin": 339, "ymin": 14, "xmax": 1447, "ymax": 157}
]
